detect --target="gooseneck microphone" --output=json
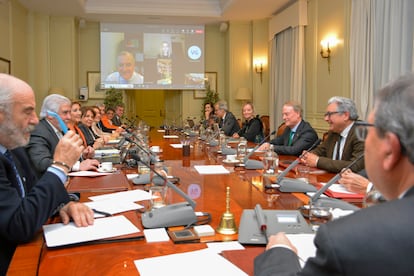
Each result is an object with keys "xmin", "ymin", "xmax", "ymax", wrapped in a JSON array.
[
  {"xmin": 243, "ymin": 130, "xmax": 276, "ymax": 170},
  {"xmin": 125, "ymin": 136, "xmax": 159, "ymax": 164},
  {"xmin": 275, "ymin": 138, "xmax": 321, "ymax": 184},
  {"xmin": 130, "ymin": 153, "xmax": 197, "ymax": 228},
  {"xmin": 309, "ymin": 154, "xmax": 364, "ymax": 210}
]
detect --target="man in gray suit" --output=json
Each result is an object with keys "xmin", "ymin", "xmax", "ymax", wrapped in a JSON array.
[
  {"xmin": 215, "ymin": 100, "xmax": 240, "ymax": 136},
  {"xmin": 26, "ymin": 94, "xmax": 99, "ymax": 177},
  {"xmin": 258, "ymin": 101, "xmax": 319, "ymax": 156},
  {"xmin": 254, "ymin": 73, "xmax": 414, "ymax": 276},
  {"xmin": 301, "ymin": 96, "xmax": 364, "ymax": 173}
]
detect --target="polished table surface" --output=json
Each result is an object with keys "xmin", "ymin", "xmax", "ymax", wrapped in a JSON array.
[{"xmin": 8, "ymin": 130, "xmax": 346, "ymax": 276}]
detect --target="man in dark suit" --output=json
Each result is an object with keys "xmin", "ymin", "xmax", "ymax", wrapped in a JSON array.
[
  {"xmin": 258, "ymin": 101, "xmax": 319, "ymax": 156},
  {"xmin": 216, "ymin": 100, "xmax": 240, "ymax": 136},
  {"xmin": 26, "ymin": 94, "xmax": 99, "ymax": 177},
  {"xmin": 0, "ymin": 74, "xmax": 94, "ymax": 275},
  {"xmin": 254, "ymin": 73, "xmax": 414, "ymax": 276},
  {"xmin": 301, "ymin": 96, "xmax": 364, "ymax": 173},
  {"xmin": 112, "ymin": 104, "xmax": 124, "ymax": 127}
]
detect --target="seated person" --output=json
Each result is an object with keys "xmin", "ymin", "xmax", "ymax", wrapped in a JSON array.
[
  {"xmin": 91, "ymin": 106, "xmax": 113, "ymax": 140},
  {"xmin": 259, "ymin": 101, "xmax": 319, "ymax": 155},
  {"xmin": 233, "ymin": 102, "xmax": 263, "ymax": 143},
  {"xmin": 78, "ymin": 106, "xmax": 105, "ymax": 149},
  {"xmin": 0, "ymin": 74, "xmax": 94, "ymax": 274},
  {"xmin": 100, "ymin": 107, "xmax": 124, "ymax": 134},
  {"xmin": 300, "ymin": 96, "xmax": 364, "ymax": 173},
  {"xmin": 215, "ymin": 100, "xmax": 240, "ymax": 136},
  {"xmin": 26, "ymin": 94, "xmax": 99, "ymax": 176},
  {"xmin": 201, "ymin": 102, "xmax": 217, "ymax": 129},
  {"xmin": 105, "ymin": 51, "xmax": 144, "ymax": 84}
]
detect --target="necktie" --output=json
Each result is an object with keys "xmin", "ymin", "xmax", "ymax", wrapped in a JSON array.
[
  {"xmin": 288, "ymin": 131, "xmax": 295, "ymax": 146},
  {"xmin": 335, "ymin": 135, "xmax": 342, "ymax": 160},
  {"xmin": 4, "ymin": 150, "xmax": 25, "ymax": 197}
]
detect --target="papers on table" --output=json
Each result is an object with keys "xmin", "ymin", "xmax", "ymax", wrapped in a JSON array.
[
  {"xmin": 206, "ymin": 241, "xmax": 244, "ymax": 253},
  {"xmin": 88, "ymin": 189, "xmax": 152, "ymax": 202},
  {"xmin": 286, "ymin": 233, "xmax": 316, "ymax": 267},
  {"xmin": 43, "ymin": 215, "xmax": 140, "ymax": 247},
  {"xmin": 134, "ymin": 248, "xmax": 248, "ymax": 276},
  {"xmin": 170, "ymin": 144, "xmax": 194, "ymax": 149},
  {"xmin": 143, "ymin": 228, "xmax": 170, "ymax": 243},
  {"xmin": 194, "ymin": 165, "xmax": 230, "ymax": 175},
  {"xmin": 68, "ymin": 171, "xmax": 114, "ymax": 177},
  {"xmin": 163, "ymin": 135, "xmax": 179, "ymax": 139},
  {"xmin": 84, "ymin": 200, "xmax": 143, "ymax": 218}
]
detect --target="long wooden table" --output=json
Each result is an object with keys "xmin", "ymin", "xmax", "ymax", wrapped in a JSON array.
[{"xmin": 8, "ymin": 130, "xmax": 342, "ymax": 275}]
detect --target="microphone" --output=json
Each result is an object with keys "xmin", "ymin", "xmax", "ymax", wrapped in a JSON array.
[
  {"xmin": 130, "ymin": 153, "xmax": 197, "ymax": 228},
  {"xmin": 309, "ymin": 154, "xmax": 364, "ymax": 210},
  {"xmin": 254, "ymin": 204, "xmax": 268, "ymax": 243},
  {"xmin": 244, "ymin": 130, "xmax": 276, "ymax": 170},
  {"xmin": 276, "ymin": 139, "xmax": 321, "ymax": 183},
  {"xmin": 269, "ymin": 139, "xmax": 321, "ymax": 193},
  {"xmin": 125, "ymin": 136, "xmax": 159, "ymax": 164}
]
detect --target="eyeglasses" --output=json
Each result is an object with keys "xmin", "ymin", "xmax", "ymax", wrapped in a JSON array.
[
  {"xmin": 324, "ymin": 111, "xmax": 342, "ymax": 118},
  {"xmin": 355, "ymin": 121, "xmax": 375, "ymax": 141}
]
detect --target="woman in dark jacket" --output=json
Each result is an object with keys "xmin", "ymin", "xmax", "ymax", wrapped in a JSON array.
[{"xmin": 233, "ymin": 102, "xmax": 263, "ymax": 143}]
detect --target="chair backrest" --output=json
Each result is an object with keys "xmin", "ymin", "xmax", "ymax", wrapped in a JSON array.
[
  {"xmin": 260, "ymin": 115, "xmax": 270, "ymax": 139},
  {"xmin": 276, "ymin": 122, "xmax": 287, "ymax": 137}
]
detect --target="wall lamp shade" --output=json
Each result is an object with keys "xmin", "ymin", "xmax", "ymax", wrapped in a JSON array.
[{"xmin": 235, "ymin": 88, "xmax": 252, "ymax": 101}]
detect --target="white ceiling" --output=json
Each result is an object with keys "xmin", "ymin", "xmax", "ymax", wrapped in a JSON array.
[{"xmin": 17, "ymin": 0, "xmax": 294, "ymax": 25}]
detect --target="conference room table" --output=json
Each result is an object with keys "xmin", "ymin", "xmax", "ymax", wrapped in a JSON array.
[{"xmin": 8, "ymin": 129, "xmax": 357, "ymax": 275}]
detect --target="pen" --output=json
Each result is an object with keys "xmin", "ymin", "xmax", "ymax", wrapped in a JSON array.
[{"xmin": 92, "ymin": 208, "xmax": 112, "ymax": 217}]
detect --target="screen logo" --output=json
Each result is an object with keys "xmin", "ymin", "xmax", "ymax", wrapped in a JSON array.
[{"xmin": 187, "ymin": 45, "xmax": 202, "ymax": 60}]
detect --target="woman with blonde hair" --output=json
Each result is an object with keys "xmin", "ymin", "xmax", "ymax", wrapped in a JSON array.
[{"xmin": 233, "ymin": 102, "xmax": 263, "ymax": 143}]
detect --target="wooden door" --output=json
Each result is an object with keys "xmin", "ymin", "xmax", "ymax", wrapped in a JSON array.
[{"xmin": 135, "ymin": 90, "xmax": 165, "ymax": 128}]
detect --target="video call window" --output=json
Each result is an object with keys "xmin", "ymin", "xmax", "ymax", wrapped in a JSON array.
[{"xmin": 100, "ymin": 23, "xmax": 205, "ymax": 90}]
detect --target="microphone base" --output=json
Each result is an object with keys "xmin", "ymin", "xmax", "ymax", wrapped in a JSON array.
[
  {"xmin": 141, "ymin": 202, "xmax": 197, "ymax": 228},
  {"xmin": 313, "ymin": 198, "xmax": 360, "ymax": 211},
  {"xmin": 245, "ymin": 159, "xmax": 264, "ymax": 170},
  {"xmin": 278, "ymin": 177, "xmax": 317, "ymax": 193}
]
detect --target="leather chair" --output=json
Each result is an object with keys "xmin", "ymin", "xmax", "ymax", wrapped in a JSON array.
[{"xmin": 260, "ymin": 115, "xmax": 270, "ymax": 139}]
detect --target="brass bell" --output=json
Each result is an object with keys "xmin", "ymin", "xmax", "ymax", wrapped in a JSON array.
[{"xmin": 217, "ymin": 186, "xmax": 238, "ymax": 235}]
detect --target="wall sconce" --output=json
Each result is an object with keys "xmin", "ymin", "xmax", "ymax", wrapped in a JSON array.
[
  {"xmin": 254, "ymin": 60, "xmax": 264, "ymax": 84},
  {"xmin": 320, "ymin": 36, "xmax": 339, "ymax": 74}
]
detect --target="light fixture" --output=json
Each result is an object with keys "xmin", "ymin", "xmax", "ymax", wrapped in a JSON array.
[
  {"xmin": 320, "ymin": 36, "xmax": 339, "ymax": 74},
  {"xmin": 254, "ymin": 62, "xmax": 263, "ymax": 83},
  {"xmin": 235, "ymin": 87, "xmax": 252, "ymax": 101}
]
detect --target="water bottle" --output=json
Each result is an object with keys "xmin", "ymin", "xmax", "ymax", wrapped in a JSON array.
[
  {"xmin": 237, "ymin": 137, "xmax": 247, "ymax": 162},
  {"xmin": 263, "ymin": 145, "xmax": 279, "ymax": 176}
]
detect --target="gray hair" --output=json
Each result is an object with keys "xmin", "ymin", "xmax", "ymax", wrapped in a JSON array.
[
  {"xmin": 39, "ymin": 94, "xmax": 71, "ymax": 118},
  {"xmin": 374, "ymin": 73, "xmax": 414, "ymax": 164},
  {"xmin": 284, "ymin": 101, "xmax": 303, "ymax": 117},
  {"xmin": 0, "ymin": 74, "xmax": 15, "ymax": 114},
  {"xmin": 217, "ymin": 100, "xmax": 228, "ymax": 112},
  {"xmin": 328, "ymin": 96, "xmax": 359, "ymax": 120}
]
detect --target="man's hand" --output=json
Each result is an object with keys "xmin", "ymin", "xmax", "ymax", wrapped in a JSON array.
[
  {"xmin": 82, "ymin": 146, "xmax": 95, "ymax": 159},
  {"xmin": 59, "ymin": 201, "xmax": 94, "ymax": 227},
  {"xmin": 79, "ymin": 159, "xmax": 100, "ymax": 171},
  {"xmin": 53, "ymin": 131, "xmax": 84, "ymax": 168},
  {"xmin": 266, "ymin": 232, "xmax": 298, "ymax": 254},
  {"xmin": 338, "ymin": 169, "xmax": 370, "ymax": 194},
  {"xmin": 257, "ymin": 142, "xmax": 271, "ymax": 151},
  {"xmin": 300, "ymin": 151, "xmax": 319, "ymax": 168}
]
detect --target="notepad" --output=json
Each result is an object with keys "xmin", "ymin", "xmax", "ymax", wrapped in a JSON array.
[{"xmin": 144, "ymin": 228, "xmax": 170, "ymax": 243}]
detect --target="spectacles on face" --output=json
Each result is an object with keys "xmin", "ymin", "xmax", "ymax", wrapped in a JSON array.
[
  {"xmin": 355, "ymin": 121, "xmax": 375, "ymax": 141},
  {"xmin": 324, "ymin": 111, "xmax": 342, "ymax": 118}
]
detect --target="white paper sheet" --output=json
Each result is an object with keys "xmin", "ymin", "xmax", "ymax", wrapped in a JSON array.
[
  {"xmin": 170, "ymin": 144, "xmax": 194, "ymax": 149},
  {"xmin": 68, "ymin": 171, "xmax": 113, "ymax": 177},
  {"xmin": 163, "ymin": 135, "xmax": 179, "ymax": 138},
  {"xmin": 84, "ymin": 199, "xmax": 143, "ymax": 217},
  {"xmin": 320, "ymin": 182, "xmax": 360, "ymax": 194},
  {"xmin": 134, "ymin": 248, "xmax": 248, "ymax": 276},
  {"xmin": 88, "ymin": 189, "xmax": 152, "ymax": 202},
  {"xmin": 285, "ymin": 233, "xmax": 316, "ymax": 267},
  {"xmin": 143, "ymin": 228, "xmax": 170, "ymax": 243},
  {"xmin": 194, "ymin": 165, "xmax": 230, "ymax": 175},
  {"xmin": 43, "ymin": 215, "xmax": 140, "ymax": 247},
  {"xmin": 206, "ymin": 241, "xmax": 245, "ymax": 253}
]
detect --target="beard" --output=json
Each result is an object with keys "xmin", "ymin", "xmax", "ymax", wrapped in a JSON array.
[{"xmin": 0, "ymin": 118, "xmax": 35, "ymax": 149}]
